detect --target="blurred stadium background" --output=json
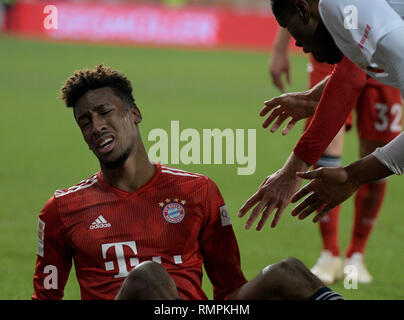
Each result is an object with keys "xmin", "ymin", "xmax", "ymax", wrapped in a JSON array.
[{"xmin": 1, "ymin": 0, "xmax": 404, "ymax": 300}]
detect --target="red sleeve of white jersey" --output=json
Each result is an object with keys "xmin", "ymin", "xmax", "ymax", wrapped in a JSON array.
[
  {"xmin": 293, "ymin": 56, "xmax": 368, "ymax": 165},
  {"xmin": 199, "ymin": 178, "xmax": 247, "ymax": 300},
  {"xmin": 32, "ymin": 196, "xmax": 73, "ymax": 300}
]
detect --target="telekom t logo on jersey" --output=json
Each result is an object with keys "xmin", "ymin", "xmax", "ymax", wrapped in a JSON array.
[
  {"xmin": 102, "ymin": 241, "xmax": 139, "ymax": 278},
  {"xmin": 101, "ymin": 241, "xmax": 182, "ymax": 278}
]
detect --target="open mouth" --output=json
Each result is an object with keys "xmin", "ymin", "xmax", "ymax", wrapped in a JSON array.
[{"xmin": 96, "ymin": 136, "xmax": 115, "ymax": 154}]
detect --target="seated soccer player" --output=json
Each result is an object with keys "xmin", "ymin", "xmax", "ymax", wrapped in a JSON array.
[{"xmin": 32, "ymin": 65, "xmax": 342, "ymax": 300}]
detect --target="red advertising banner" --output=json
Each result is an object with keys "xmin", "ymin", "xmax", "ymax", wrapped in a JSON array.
[{"xmin": 7, "ymin": 1, "xmax": 299, "ymax": 51}]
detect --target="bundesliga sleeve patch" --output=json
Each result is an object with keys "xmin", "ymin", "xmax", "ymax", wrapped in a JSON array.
[
  {"xmin": 37, "ymin": 218, "xmax": 45, "ymax": 257},
  {"xmin": 220, "ymin": 205, "xmax": 231, "ymax": 227}
]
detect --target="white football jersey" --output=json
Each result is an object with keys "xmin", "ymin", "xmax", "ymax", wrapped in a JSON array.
[
  {"xmin": 318, "ymin": 0, "xmax": 404, "ymax": 87},
  {"xmin": 386, "ymin": 0, "xmax": 404, "ymax": 18}
]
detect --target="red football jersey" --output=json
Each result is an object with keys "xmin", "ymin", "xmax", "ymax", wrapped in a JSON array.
[{"xmin": 32, "ymin": 163, "xmax": 247, "ymax": 300}]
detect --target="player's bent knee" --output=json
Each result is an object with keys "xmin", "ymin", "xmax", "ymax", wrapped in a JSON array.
[
  {"xmin": 125, "ymin": 261, "xmax": 158, "ymax": 284},
  {"xmin": 116, "ymin": 261, "xmax": 180, "ymax": 300},
  {"xmin": 280, "ymin": 257, "xmax": 321, "ymax": 281},
  {"xmin": 132, "ymin": 261, "xmax": 165, "ymax": 275},
  {"xmin": 268, "ymin": 257, "xmax": 323, "ymax": 287},
  {"xmin": 259, "ymin": 258, "xmax": 303, "ymax": 288},
  {"xmin": 274, "ymin": 257, "xmax": 305, "ymax": 275},
  {"xmin": 126, "ymin": 261, "xmax": 171, "ymax": 291}
]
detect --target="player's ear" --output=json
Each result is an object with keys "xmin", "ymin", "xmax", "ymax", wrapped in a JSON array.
[
  {"xmin": 295, "ymin": 0, "xmax": 311, "ymax": 24},
  {"xmin": 130, "ymin": 106, "xmax": 142, "ymax": 125}
]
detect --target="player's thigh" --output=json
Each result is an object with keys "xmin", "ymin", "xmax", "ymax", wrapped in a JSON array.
[
  {"xmin": 356, "ymin": 84, "xmax": 402, "ymax": 156},
  {"xmin": 227, "ymin": 266, "xmax": 283, "ymax": 300},
  {"xmin": 228, "ymin": 259, "xmax": 322, "ymax": 300}
]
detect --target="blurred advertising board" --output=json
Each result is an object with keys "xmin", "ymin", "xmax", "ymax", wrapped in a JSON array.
[{"xmin": 7, "ymin": 1, "xmax": 298, "ymax": 51}]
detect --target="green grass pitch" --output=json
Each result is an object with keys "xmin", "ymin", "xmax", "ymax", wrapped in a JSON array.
[{"xmin": 1, "ymin": 36, "xmax": 403, "ymax": 299}]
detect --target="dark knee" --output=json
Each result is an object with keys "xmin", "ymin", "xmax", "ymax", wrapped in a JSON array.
[
  {"xmin": 278, "ymin": 257, "xmax": 322, "ymax": 284},
  {"xmin": 263, "ymin": 257, "xmax": 323, "ymax": 299},
  {"xmin": 126, "ymin": 261, "xmax": 164, "ymax": 284},
  {"xmin": 278, "ymin": 257, "xmax": 306, "ymax": 273},
  {"xmin": 268, "ymin": 257, "xmax": 306, "ymax": 277},
  {"xmin": 258, "ymin": 258, "xmax": 303, "ymax": 290},
  {"xmin": 116, "ymin": 261, "xmax": 179, "ymax": 300}
]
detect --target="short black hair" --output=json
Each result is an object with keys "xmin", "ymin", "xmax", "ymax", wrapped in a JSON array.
[
  {"xmin": 271, "ymin": 0, "xmax": 297, "ymax": 20},
  {"xmin": 60, "ymin": 64, "xmax": 137, "ymax": 109}
]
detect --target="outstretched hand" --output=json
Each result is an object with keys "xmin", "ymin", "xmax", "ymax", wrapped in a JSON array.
[
  {"xmin": 290, "ymin": 167, "xmax": 361, "ymax": 222},
  {"xmin": 260, "ymin": 92, "xmax": 318, "ymax": 136},
  {"xmin": 238, "ymin": 167, "xmax": 304, "ymax": 230}
]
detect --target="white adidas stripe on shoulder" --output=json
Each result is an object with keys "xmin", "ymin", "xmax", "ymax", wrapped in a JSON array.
[
  {"xmin": 54, "ymin": 173, "xmax": 98, "ymax": 198},
  {"xmin": 161, "ymin": 166, "xmax": 202, "ymax": 178},
  {"xmin": 161, "ymin": 166, "xmax": 200, "ymax": 174},
  {"xmin": 161, "ymin": 170, "xmax": 201, "ymax": 178}
]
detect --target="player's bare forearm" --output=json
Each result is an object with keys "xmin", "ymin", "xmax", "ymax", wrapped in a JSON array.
[
  {"xmin": 284, "ymin": 151, "xmax": 312, "ymax": 173},
  {"xmin": 290, "ymin": 155, "xmax": 394, "ymax": 222},
  {"xmin": 344, "ymin": 154, "xmax": 394, "ymax": 187}
]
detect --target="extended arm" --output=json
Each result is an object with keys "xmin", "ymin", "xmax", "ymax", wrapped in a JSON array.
[
  {"xmin": 285, "ymin": 27, "xmax": 404, "ymax": 222},
  {"xmin": 293, "ymin": 56, "xmax": 367, "ymax": 165},
  {"xmin": 239, "ymin": 57, "xmax": 367, "ymax": 229}
]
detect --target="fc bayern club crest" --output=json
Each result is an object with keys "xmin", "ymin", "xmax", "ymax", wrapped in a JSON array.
[{"xmin": 163, "ymin": 202, "xmax": 186, "ymax": 223}]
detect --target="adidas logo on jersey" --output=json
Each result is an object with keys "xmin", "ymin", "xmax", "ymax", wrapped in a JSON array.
[{"xmin": 90, "ymin": 215, "xmax": 111, "ymax": 229}]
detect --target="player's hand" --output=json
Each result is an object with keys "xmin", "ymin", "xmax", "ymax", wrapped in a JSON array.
[
  {"xmin": 238, "ymin": 167, "xmax": 303, "ymax": 230},
  {"xmin": 269, "ymin": 49, "xmax": 291, "ymax": 92},
  {"xmin": 290, "ymin": 167, "xmax": 360, "ymax": 222},
  {"xmin": 260, "ymin": 91, "xmax": 318, "ymax": 135}
]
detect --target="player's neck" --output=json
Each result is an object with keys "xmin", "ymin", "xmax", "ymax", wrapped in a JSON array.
[{"xmin": 100, "ymin": 145, "xmax": 156, "ymax": 193}]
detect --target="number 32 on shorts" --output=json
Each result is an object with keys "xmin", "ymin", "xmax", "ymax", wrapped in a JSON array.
[{"xmin": 375, "ymin": 103, "xmax": 402, "ymax": 133}]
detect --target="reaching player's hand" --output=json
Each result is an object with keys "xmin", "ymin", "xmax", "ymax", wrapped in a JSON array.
[
  {"xmin": 269, "ymin": 50, "xmax": 291, "ymax": 92},
  {"xmin": 238, "ymin": 167, "xmax": 303, "ymax": 230},
  {"xmin": 260, "ymin": 91, "xmax": 318, "ymax": 136},
  {"xmin": 290, "ymin": 167, "xmax": 360, "ymax": 222}
]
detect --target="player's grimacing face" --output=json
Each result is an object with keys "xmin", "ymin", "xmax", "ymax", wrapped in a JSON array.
[{"xmin": 74, "ymin": 87, "xmax": 140, "ymax": 166}]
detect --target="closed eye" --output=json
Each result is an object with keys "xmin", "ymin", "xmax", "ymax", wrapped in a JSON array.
[{"xmin": 80, "ymin": 121, "xmax": 90, "ymax": 129}]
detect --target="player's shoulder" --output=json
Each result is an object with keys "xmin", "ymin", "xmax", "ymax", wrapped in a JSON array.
[
  {"xmin": 53, "ymin": 172, "xmax": 99, "ymax": 200},
  {"xmin": 159, "ymin": 164, "xmax": 218, "ymax": 190},
  {"xmin": 160, "ymin": 164, "xmax": 207, "ymax": 181}
]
